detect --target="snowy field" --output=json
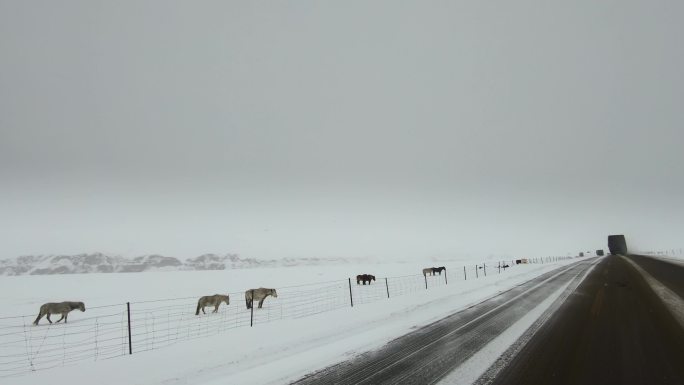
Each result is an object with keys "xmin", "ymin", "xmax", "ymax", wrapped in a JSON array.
[{"xmin": 0, "ymin": 257, "xmax": 580, "ymax": 384}]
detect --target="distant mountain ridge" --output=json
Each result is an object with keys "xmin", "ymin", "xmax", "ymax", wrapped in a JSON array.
[{"xmin": 0, "ymin": 253, "xmax": 359, "ymax": 276}]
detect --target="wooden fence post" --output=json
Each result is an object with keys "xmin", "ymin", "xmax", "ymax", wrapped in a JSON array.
[
  {"xmin": 385, "ymin": 278, "xmax": 390, "ymax": 298},
  {"xmin": 348, "ymin": 278, "xmax": 354, "ymax": 307}
]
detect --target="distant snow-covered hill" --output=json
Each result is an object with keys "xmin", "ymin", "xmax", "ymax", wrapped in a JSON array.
[{"xmin": 0, "ymin": 253, "xmax": 357, "ymax": 275}]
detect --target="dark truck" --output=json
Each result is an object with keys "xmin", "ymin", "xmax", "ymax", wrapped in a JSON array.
[
  {"xmin": 608, "ymin": 235, "xmax": 628, "ymax": 255},
  {"xmin": 596, "ymin": 249, "xmax": 605, "ymax": 256}
]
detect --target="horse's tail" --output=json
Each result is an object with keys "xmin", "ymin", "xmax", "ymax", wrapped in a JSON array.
[
  {"xmin": 195, "ymin": 300, "xmax": 201, "ymax": 315},
  {"xmin": 33, "ymin": 307, "xmax": 44, "ymax": 325}
]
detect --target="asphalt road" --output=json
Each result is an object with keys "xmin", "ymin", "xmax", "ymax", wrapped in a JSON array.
[
  {"xmin": 482, "ymin": 254, "xmax": 684, "ymax": 385},
  {"xmin": 291, "ymin": 260, "xmax": 596, "ymax": 385}
]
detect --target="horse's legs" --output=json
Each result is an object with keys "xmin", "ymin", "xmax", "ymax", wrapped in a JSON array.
[
  {"xmin": 201, "ymin": 306, "xmax": 206, "ymax": 314},
  {"xmin": 55, "ymin": 314, "xmax": 65, "ymax": 323},
  {"xmin": 213, "ymin": 304, "xmax": 219, "ymax": 313},
  {"xmin": 47, "ymin": 313, "xmax": 53, "ymax": 324},
  {"xmin": 258, "ymin": 298, "xmax": 265, "ymax": 308}
]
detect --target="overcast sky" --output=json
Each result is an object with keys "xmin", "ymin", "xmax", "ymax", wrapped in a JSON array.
[{"xmin": 1, "ymin": 1, "xmax": 682, "ymax": 261}]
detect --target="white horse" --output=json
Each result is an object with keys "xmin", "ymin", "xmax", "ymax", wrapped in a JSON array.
[
  {"xmin": 245, "ymin": 288, "xmax": 278, "ymax": 309},
  {"xmin": 195, "ymin": 294, "xmax": 230, "ymax": 315}
]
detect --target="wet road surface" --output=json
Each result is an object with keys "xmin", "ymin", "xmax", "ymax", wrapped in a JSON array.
[{"xmin": 482, "ymin": 254, "xmax": 684, "ymax": 385}]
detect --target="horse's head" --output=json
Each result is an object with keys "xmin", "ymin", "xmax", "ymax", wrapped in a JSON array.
[
  {"xmin": 223, "ymin": 295, "xmax": 230, "ymax": 305},
  {"xmin": 77, "ymin": 302, "xmax": 86, "ymax": 312},
  {"xmin": 370, "ymin": 275, "xmax": 376, "ymax": 281},
  {"xmin": 271, "ymin": 289, "xmax": 278, "ymax": 298}
]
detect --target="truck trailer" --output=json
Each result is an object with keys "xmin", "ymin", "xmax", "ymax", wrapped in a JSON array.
[{"xmin": 608, "ymin": 235, "xmax": 628, "ymax": 255}]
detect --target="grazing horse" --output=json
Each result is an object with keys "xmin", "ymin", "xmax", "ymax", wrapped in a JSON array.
[
  {"xmin": 33, "ymin": 302, "xmax": 85, "ymax": 325},
  {"xmin": 195, "ymin": 294, "xmax": 230, "ymax": 315},
  {"xmin": 422, "ymin": 268, "xmax": 434, "ymax": 277},
  {"xmin": 356, "ymin": 274, "xmax": 376, "ymax": 285},
  {"xmin": 432, "ymin": 266, "xmax": 446, "ymax": 275},
  {"xmin": 245, "ymin": 288, "xmax": 278, "ymax": 309}
]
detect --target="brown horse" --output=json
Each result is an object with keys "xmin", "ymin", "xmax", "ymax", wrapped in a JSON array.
[
  {"xmin": 432, "ymin": 266, "xmax": 446, "ymax": 275},
  {"xmin": 356, "ymin": 274, "xmax": 376, "ymax": 285}
]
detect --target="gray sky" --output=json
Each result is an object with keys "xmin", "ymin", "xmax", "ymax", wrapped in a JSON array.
[{"xmin": 1, "ymin": 0, "xmax": 683, "ymax": 260}]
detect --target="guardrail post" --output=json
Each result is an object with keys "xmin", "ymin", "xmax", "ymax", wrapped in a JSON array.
[
  {"xmin": 484, "ymin": 264, "xmax": 487, "ymax": 276},
  {"xmin": 475, "ymin": 265, "xmax": 478, "ymax": 278},
  {"xmin": 498, "ymin": 262, "xmax": 501, "ymax": 274},
  {"xmin": 385, "ymin": 278, "xmax": 390, "ymax": 298},
  {"xmin": 348, "ymin": 278, "xmax": 354, "ymax": 307},
  {"xmin": 126, "ymin": 302, "xmax": 132, "ymax": 355},
  {"xmin": 463, "ymin": 266, "xmax": 466, "ymax": 280}
]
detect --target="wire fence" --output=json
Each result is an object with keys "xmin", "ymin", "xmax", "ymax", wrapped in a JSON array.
[{"xmin": 0, "ymin": 257, "xmax": 573, "ymax": 378}]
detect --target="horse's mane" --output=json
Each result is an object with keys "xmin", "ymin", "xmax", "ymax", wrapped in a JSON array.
[{"xmin": 68, "ymin": 302, "xmax": 84, "ymax": 310}]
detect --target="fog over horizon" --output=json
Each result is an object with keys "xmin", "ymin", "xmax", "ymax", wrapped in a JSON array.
[{"xmin": 1, "ymin": 1, "xmax": 683, "ymax": 261}]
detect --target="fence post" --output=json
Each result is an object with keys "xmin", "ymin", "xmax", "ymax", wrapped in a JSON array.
[
  {"xmin": 348, "ymin": 278, "xmax": 354, "ymax": 307},
  {"xmin": 250, "ymin": 290, "xmax": 254, "ymax": 327},
  {"xmin": 385, "ymin": 278, "xmax": 390, "ymax": 298},
  {"xmin": 484, "ymin": 264, "xmax": 487, "ymax": 276},
  {"xmin": 126, "ymin": 302, "xmax": 132, "ymax": 355},
  {"xmin": 424, "ymin": 274, "xmax": 428, "ymax": 290},
  {"xmin": 498, "ymin": 262, "xmax": 501, "ymax": 274},
  {"xmin": 463, "ymin": 266, "xmax": 467, "ymax": 280},
  {"xmin": 475, "ymin": 265, "xmax": 478, "ymax": 278}
]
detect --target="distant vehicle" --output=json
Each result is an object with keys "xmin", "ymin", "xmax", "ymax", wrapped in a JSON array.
[
  {"xmin": 596, "ymin": 249, "xmax": 605, "ymax": 256},
  {"xmin": 579, "ymin": 252, "xmax": 584, "ymax": 257},
  {"xmin": 608, "ymin": 234, "xmax": 628, "ymax": 255}
]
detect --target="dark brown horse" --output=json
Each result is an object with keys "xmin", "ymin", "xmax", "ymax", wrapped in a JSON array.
[
  {"xmin": 431, "ymin": 266, "xmax": 446, "ymax": 275},
  {"xmin": 356, "ymin": 274, "xmax": 376, "ymax": 285}
]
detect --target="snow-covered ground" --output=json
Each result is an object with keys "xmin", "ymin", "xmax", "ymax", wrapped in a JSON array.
[
  {"xmin": 634, "ymin": 251, "xmax": 684, "ymax": 268},
  {"xmin": 0, "ymin": 258, "xmax": 580, "ymax": 385}
]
